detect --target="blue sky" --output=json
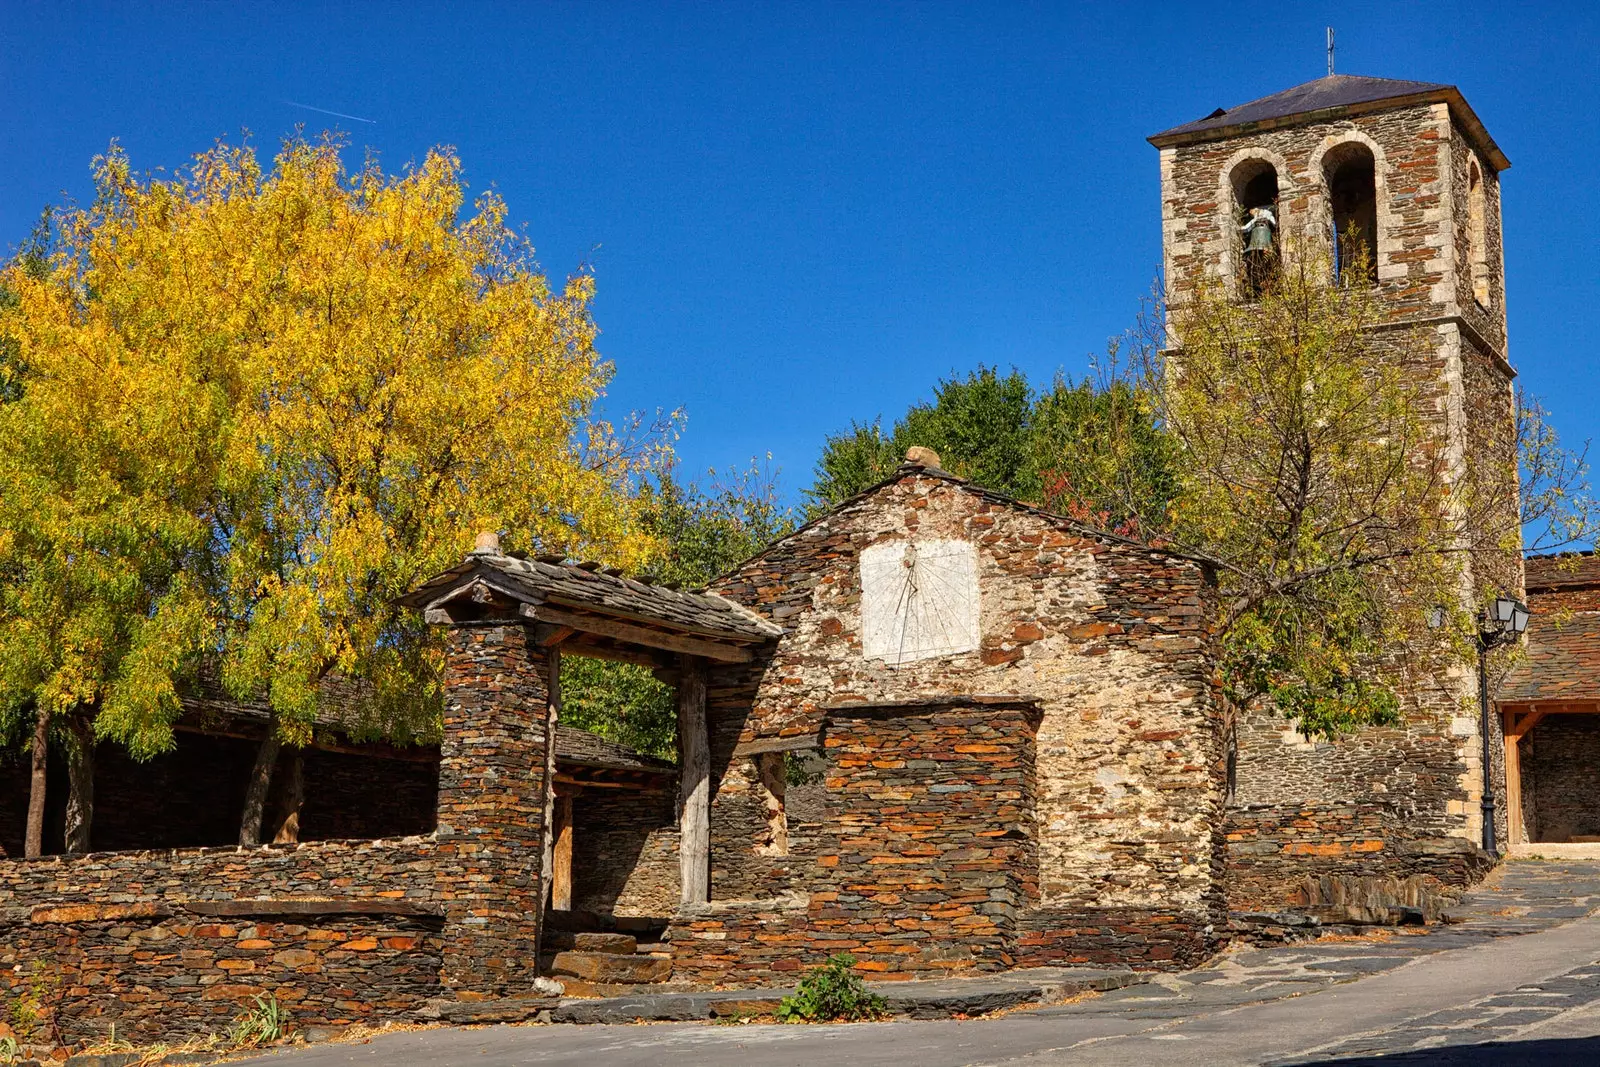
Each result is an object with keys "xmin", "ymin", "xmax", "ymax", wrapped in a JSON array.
[{"xmin": 3, "ymin": 2, "xmax": 1596, "ymax": 505}]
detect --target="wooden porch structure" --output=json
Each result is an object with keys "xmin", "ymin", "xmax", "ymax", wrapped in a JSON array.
[{"xmin": 400, "ymin": 537, "xmax": 782, "ymax": 911}]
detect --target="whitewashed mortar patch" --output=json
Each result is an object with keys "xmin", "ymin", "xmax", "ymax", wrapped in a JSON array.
[{"xmin": 860, "ymin": 539, "xmax": 980, "ymax": 665}]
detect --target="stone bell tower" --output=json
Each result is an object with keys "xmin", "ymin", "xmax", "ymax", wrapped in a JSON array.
[{"xmin": 1148, "ymin": 76, "xmax": 1520, "ymax": 855}]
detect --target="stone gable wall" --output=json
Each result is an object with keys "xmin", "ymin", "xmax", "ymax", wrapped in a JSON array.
[
  {"xmin": 670, "ymin": 474, "xmax": 1224, "ymax": 981},
  {"xmin": 707, "ymin": 473, "xmax": 1222, "ymax": 913}
]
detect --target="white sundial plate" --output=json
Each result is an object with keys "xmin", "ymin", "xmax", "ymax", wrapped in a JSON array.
[{"xmin": 859, "ymin": 538, "xmax": 980, "ymax": 665}]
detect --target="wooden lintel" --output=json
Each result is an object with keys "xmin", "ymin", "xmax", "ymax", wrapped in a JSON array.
[
  {"xmin": 534, "ymin": 624, "xmax": 577, "ymax": 647},
  {"xmin": 560, "ymin": 638, "xmax": 674, "ymax": 669},
  {"xmin": 521, "ymin": 603, "xmax": 754, "ymax": 663},
  {"xmin": 552, "ymin": 773, "xmax": 657, "ymax": 791},
  {"xmin": 732, "ymin": 735, "xmax": 821, "ymax": 757}
]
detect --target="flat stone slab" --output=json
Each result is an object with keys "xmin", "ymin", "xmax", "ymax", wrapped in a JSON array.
[{"xmin": 547, "ymin": 966, "xmax": 1143, "ymax": 1024}]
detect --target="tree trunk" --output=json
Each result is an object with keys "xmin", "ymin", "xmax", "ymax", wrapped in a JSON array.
[
  {"xmin": 239, "ymin": 729, "xmax": 281, "ymax": 846},
  {"xmin": 676, "ymin": 655, "xmax": 709, "ymax": 905},
  {"xmin": 271, "ymin": 748, "xmax": 304, "ymax": 844},
  {"xmin": 24, "ymin": 705, "xmax": 48, "ymax": 859},
  {"xmin": 64, "ymin": 714, "xmax": 95, "ymax": 854}
]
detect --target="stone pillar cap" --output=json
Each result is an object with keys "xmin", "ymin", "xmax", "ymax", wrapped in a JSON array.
[
  {"xmin": 904, "ymin": 445, "xmax": 942, "ymax": 469},
  {"xmin": 470, "ymin": 531, "xmax": 502, "ymax": 556}
]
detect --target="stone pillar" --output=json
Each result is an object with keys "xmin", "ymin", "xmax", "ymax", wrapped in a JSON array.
[{"xmin": 435, "ymin": 621, "xmax": 553, "ymax": 996}]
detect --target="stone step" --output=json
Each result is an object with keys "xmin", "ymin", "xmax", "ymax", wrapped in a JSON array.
[
  {"xmin": 549, "ymin": 949, "xmax": 673, "ymax": 985},
  {"xmin": 544, "ymin": 931, "xmax": 638, "ymax": 955}
]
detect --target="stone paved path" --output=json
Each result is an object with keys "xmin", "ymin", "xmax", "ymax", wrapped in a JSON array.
[
  {"xmin": 1027, "ymin": 859, "xmax": 1600, "ymax": 1026},
  {"xmin": 239, "ymin": 860, "xmax": 1600, "ymax": 1066}
]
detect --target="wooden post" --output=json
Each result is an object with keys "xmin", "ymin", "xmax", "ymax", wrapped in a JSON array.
[
  {"xmin": 677, "ymin": 654, "xmax": 710, "ymax": 905},
  {"xmin": 1503, "ymin": 712, "xmax": 1522, "ymax": 847},
  {"xmin": 552, "ymin": 791, "xmax": 574, "ymax": 912}
]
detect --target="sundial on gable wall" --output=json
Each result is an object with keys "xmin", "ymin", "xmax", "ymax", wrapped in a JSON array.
[{"xmin": 859, "ymin": 539, "xmax": 981, "ymax": 665}]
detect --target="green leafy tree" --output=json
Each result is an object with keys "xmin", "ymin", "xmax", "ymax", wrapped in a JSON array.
[{"xmin": 804, "ymin": 367, "xmax": 1037, "ymax": 513}]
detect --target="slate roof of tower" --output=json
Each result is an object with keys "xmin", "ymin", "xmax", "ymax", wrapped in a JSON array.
[
  {"xmin": 1148, "ymin": 74, "xmax": 1509, "ymax": 171},
  {"xmin": 399, "ymin": 550, "xmax": 782, "ymax": 641},
  {"xmin": 1152, "ymin": 75, "xmax": 1448, "ymax": 139}
]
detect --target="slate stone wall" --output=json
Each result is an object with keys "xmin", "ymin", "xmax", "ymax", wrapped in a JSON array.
[
  {"xmin": 670, "ymin": 699, "xmax": 1043, "ymax": 983},
  {"xmin": 571, "ymin": 787, "xmax": 680, "ymax": 917},
  {"xmin": 1524, "ymin": 716, "xmax": 1600, "ymax": 842},
  {"xmin": 3, "ymin": 898, "xmax": 442, "ymax": 1046},
  {"xmin": 706, "ymin": 473, "xmax": 1223, "ymax": 916},
  {"xmin": 1224, "ymin": 801, "xmax": 1493, "ymax": 913},
  {"xmin": 0, "ymin": 617, "xmax": 555, "ymax": 1046}
]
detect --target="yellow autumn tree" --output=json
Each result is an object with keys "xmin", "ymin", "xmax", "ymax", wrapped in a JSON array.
[{"xmin": 0, "ymin": 136, "xmax": 672, "ymax": 853}]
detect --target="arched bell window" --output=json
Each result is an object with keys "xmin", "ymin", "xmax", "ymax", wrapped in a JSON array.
[
  {"xmin": 1230, "ymin": 158, "xmax": 1280, "ymax": 299},
  {"xmin": 1469, "ymin": 160, "xmax": 1491, "ymax": 308},
  {"xmin": 1323, "ymin": 142, "xmax": 1378, "ymax": 286}
]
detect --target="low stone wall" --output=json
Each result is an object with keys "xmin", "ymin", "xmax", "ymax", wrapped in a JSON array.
[
  {"xmin": 4, "ymin": 899, "xmax": 442, "ymax": 1045},
  {"xmin": 1015, "ymin": 907, "xmax": 1217, "ymax": 969},
  {"xmin": 0, "ymin": 839, "xmax": 453, "ymax": 1044},
  {"xmin": 1225, "ymin": 802, "xmax": 1494, "ymax": 913}
]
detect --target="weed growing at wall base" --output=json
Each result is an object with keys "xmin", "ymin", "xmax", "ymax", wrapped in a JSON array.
[{"xmin": 776, "ymin": 954, "xmax": 887, "ymax": 1022}]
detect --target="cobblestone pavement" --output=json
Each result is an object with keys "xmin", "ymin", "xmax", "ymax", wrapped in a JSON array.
[
  {"xmin": 241, "ymin": 861, "xmax": 1600, "ymax": 1067},
  {"xmin": 1028, "ymin": 859, "xmax": 1600, "ymax": 1026}
]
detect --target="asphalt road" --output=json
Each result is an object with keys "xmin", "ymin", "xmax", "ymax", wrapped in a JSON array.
[{"xmin": 239, "ymin": 864, "xmax": 1600, "ymax": 1066}]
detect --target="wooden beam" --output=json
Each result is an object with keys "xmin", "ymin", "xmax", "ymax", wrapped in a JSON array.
[
  {"xmin": 534, "ymin": 624, "xmax": 576, "ymax": 647},
  {"xmin": 559, "ymin": 637, "xmax": 674, "ymax": 669},
  {"xmin": 1508, "ymin": 710, "xmax": 1548, "ymax": 739},
  {"xmin": 677, "ymin": 654, "xmax": 710, "ymax": 905},
  {"xmin": 551, "ymin": 792, "xmax": 574, "ymax": 912},
  {"xmin": 522, "ymin": 603, "xmax": 755, "ymax": 663},
  {"xmin": 1504, "ymin": 710, "xmax": 1524, "ymax": 847}
]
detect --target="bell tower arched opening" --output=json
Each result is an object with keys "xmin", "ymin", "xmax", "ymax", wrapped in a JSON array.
[
  {"xmin": 1324, "ymin": 142, "xmax": 1378, "ymax": 286},
  {"xmin": 1230, "ymin": 158, "xmax": 1280, "ymax": 299}
]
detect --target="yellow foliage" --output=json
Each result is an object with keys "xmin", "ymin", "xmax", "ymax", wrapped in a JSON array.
[{"xmin": 0, "ymin": 135, "xmax": 673, "ymax": 755}]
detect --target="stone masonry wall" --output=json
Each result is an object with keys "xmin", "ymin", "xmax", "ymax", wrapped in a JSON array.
[
  {"xmin": 571, "ymin": 787, "xmax": 680, "ymax": 917},
  {"xmin": 707, "ymin": 472, "xmax": 1222, "ymax": 916},
  {"xmin": 0, "ymin": 616, "xmax": 556, "ymax": 1046},
  {"xmin": 1524, "ymin": 716, "xmax": 1600, "ymax": 843},
  {"xmin": 669, "ymin": 699, "xmax": 1042, "ymax": 984},
  {"xmin": 0, "ymin": 840, "xmax": 448, "ymax": 1045},
  {"xmin": 810, "ymin": 701, "xmax": 1040, "ymax": 977}
]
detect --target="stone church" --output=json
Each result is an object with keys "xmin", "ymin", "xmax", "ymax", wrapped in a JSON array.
[{"xmin": 0, "ymin": 72, "xmax": 1560, "ymax": 1043}]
